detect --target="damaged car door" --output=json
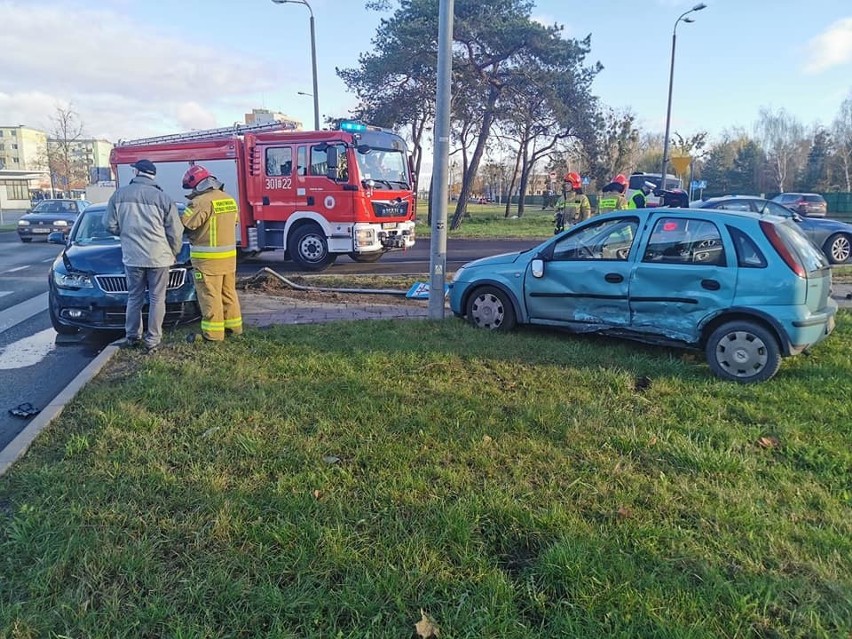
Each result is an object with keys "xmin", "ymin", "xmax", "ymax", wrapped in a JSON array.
[
  {"xmin": 524, "ymin": 216, "xmax": 641, "ymax": 330},
  {"xmin": 629, "ymin": 214, "xmax": 736, "ymax": 343}
]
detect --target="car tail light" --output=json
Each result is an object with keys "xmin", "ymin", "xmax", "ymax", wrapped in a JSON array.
[{"xmin": 760, "ymin": 220, "xmax": 805, "ymax": 277}]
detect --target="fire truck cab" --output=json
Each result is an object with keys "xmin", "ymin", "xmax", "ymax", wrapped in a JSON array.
[{"xmin": 110, "ymin": 120, "xmax": 416, "ymax": 271}]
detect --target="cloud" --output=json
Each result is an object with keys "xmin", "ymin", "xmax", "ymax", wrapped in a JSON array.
[
  {"xmin": 803, "ymin": 17, "xmax": 852, "ymax": 74},
  {"xmin": 0, "ymin": 1, "xmax": 279, "ymax": 140}
]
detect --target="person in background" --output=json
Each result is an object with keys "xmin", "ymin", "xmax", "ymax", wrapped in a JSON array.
[
  {"xmin": 104, "ymin": 159, "xmax": 182, "ymax": 354},
  {"xmin": 180, "ymin": 164, "xmax": 243, "ymax": 342},
  {"xmin": 598, "ymin": 174, "xmax": 629, "ymax": 214},
  {"xmin": 629, "ymin": 181, "xmax": 656, "ymax": 209},
  {"xmin": 554, "ymin": 172, "xmax": 591, "ymax": 233}
]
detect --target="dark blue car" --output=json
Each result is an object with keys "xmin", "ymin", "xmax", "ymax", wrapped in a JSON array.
[
  {"xmin": 695, "ymin": 196, "xmax": 852, "ymax": 264},
  {"xmin": 47, "ymin": 203, "xmax": 200, "ymax": 334}
]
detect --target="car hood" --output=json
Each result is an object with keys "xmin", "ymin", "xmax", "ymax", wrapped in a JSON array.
[
  {"xmin": 462, "ymin": 251, "xmax": 525, "ymax": 270},
  {"xmin": 798, "ymin": 217, "xmax": 852, "ymax": 232},
  {"xmin": 63, "ymin": 242, "xmax": 191, "ymax": 273},
  {"xmin": 22, "ymin": 212, "xmax": 77, "ymax": 222}
]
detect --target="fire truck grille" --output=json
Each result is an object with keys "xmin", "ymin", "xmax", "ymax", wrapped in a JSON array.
[
  {"xmin": 95, "ymin": 269, "xmax": 188, "ymax": 293},
  {"xmin": 372, "ymin": 201, "xmax": 409, "ymax": 218}
]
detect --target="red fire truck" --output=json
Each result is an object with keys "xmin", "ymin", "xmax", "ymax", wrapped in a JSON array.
[{"xmin": 110, "ymin": 120, "xmax": 416, "ymax": 271}]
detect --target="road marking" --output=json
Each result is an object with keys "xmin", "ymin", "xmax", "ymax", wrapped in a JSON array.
[
  {"xmin": 0, "ymin": 292, "xmax": 48, "ymax": 334},
  {"xmin": 4, "ymin": 266, "xmax": 28, "ymax": 273},
  {"xmin": 0, "ymin": 292, "xmax": 12, "ymax": 298},
  {"xmin": 42, "ymin": 258, "xmax": 55, "ymax": 263},
  {"xmin": 0, "ymin": 328, "xmax": 56, "ymax": 370}
]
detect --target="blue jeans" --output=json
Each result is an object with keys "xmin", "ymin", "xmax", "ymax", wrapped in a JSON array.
[{"xmin": 125, "ymin": 266, "xmax": 170, "ymax": 349}]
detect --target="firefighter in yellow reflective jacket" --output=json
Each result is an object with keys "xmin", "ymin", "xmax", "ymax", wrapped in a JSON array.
[
  {"xmin": 180, "ymin": 165, "xmax": 243, "ymax": 341},
  {"xmin": 597, "ymin": 173, "xmax": 629, "ymax": 214},
  {"xmin": 553, "ymin": 172, "xmax": 591, "ymax": 233}
]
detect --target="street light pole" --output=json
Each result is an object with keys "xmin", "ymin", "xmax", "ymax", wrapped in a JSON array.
[
  {"xmin": 660, "ymin": 3, "xmax": 707, "ymax": 189},
  {"xmin": 271, "ymin": 0, "xmax": 320, "ymax": 130}
]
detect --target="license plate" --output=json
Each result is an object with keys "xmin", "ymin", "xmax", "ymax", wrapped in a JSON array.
[
  {"xmin": 32, "ymin": 228, "xmax": 50, "ymax": 234},
  {"xmin": 382, "ymin": 223, "xmax": 398, "ymax": 230}
]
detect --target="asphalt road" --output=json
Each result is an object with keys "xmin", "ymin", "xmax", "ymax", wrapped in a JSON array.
[
  {"xmin": 237, "ymin": 236, "xmax": 539, "ymax": 277},
  {"xmin": 0, "ymin": 232, "xmax": 116, "ymax": 450}
]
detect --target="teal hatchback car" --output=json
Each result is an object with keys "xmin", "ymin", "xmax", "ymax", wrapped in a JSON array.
[{"xmin": 449, "ymin": 208, "xmax": 837, "ymax": 383}]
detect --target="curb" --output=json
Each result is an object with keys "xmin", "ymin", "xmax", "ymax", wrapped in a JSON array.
[{"xmin": 0, "ymin": 344, "xmax": 118, "ymax": 478}]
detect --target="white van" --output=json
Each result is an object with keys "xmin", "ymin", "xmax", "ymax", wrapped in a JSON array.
[{"xmin": 626, "ymin": 172, "xmax": 682, "ymax": 207}]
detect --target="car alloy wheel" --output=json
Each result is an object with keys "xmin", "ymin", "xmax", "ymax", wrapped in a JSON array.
[
  {"xmin": 825, "ymin": 233, "xmax": 852, "ymax": 264},
  {"xmin": 465, "ymin": 285, "xmax": 516, "ymax": 331},
  {"xmin": 705, "ymin": 320, "xmax": 781, "ymax": 383}
]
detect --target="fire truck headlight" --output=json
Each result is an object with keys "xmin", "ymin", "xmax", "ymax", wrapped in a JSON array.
[{"xmin": 355, "ymin": 228, "xmax": 375, "ymax": 247}]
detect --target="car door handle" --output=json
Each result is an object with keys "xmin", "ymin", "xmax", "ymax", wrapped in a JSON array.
[
  {"xmin": 701, "ymin": 279, "xmax": 720, "ymax": 290},
  {"xmin": 605, "ymin": 273, "xmax": 624, "ymax": 283}
]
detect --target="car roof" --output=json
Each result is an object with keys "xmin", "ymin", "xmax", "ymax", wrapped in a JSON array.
[{"xmin": 701, "ymin": 195, "xmax": 766, "ymax": 203}]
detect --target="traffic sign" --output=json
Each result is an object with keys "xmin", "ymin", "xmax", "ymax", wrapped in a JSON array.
[
  {"xmin": 582, "ymin": 177, "xmax": 590, "ymax": 185},
  {"xmin": 670, "ymin": 155, "xmax": 692, "ymax": 176}
]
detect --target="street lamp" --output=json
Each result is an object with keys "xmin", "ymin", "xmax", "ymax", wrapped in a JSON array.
[
  {"xmin": 660, "ymin": 2, "xmax": 707, "ymax": 190},
  {"xmin": 271, "ymin": 0, "xmax": 320, "ymax": 130}
]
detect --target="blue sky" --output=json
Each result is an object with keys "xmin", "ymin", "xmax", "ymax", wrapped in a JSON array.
[{"xmin": 1, "ymin": 0, "xmax": 850, "ymax": 144}]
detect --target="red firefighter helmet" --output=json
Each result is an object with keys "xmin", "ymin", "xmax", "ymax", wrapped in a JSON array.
[
  {"xmin": 182, "ymin": 165, "xmax": 211, "ymax": 190},
  {"xmin": 613, "ymin": 174, "xmax": 628, "ymax": 187},
  {"xmin": 564, "ymin": 171, "xmax": 582, "ymax": 189}
]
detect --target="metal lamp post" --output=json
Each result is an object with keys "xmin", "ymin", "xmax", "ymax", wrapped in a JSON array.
[
  {"xmin": 660, "ymin": 3, "xmax": 707, "ymax": 189},
  {"xmin": 271, "ymin": 0, "xmax": 320, "ymax": 130}
]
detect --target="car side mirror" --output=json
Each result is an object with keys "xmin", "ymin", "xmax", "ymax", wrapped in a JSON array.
[
  {"xmin": 47, "ymin": 231, "xmax": 66, "ymax": 244},
  {"xmin": 792, "ymin": 212, "xmax": 803, "ymax": 222},
  {"xmin": 531, "ymin": 258, "xmax": 545, "ymax": 278},
  {"xmin": 325, "ymin": 146, "xmax": 338, "ymax": 179}
]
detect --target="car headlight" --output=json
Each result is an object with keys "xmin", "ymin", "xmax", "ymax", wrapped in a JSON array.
[
  {"xmin": 18, "ymin": 220, "xmax": 29, "ymax": 226},
  {"xmin": 451, "ymin": 266, "xmax": 467, "ymax": 283},
  {"xmin": 54, "ymin": 220, "xmax": 68, "ymax": 227},
  {"xmin": 355, "ymin": 228, "xmax": 376, "ymax": 247},
  {"xmin": 53, "ymin": 270, "xmax": 94, "ymax": 288}
]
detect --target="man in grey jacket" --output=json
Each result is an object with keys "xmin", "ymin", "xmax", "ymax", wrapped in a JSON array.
[{"xmin": 104, "ymin": 159, "xmax": 182, "ymax": 353}]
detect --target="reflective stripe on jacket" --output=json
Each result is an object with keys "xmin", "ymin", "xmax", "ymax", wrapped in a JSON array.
[
  {"xmin": 598, "ymin": 193, "xmax": 628, "ymax": 214},
  {"xmin": 181, "ymin": 188, "xmax": 239, "ymax": 275},
  {"xmin": 564, "ymin": 194, "xmax": 591, "ymax": 221}
]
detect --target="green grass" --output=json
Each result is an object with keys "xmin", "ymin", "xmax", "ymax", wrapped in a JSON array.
[
  {"xmin": 416, "ymin": 203, "xmax": 556, "ymax": 239},
  {"xmin": 1, "ymin": 315, "xmax": 850, "ymax": 637}
]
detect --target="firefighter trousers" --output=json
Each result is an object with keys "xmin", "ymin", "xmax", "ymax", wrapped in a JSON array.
[{"xmin": 194, "ymin": 270, "xmax": 243, "ymax": 341}]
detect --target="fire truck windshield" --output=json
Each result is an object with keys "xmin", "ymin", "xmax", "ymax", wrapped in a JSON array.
[{"xmin": 355, "ymin": 148, "xmax": 409, "ymax": 189}]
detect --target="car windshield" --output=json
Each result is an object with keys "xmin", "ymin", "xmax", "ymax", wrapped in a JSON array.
[
  {"xmin": 355, "ymin": 149, "xmax": 409, "ymax": 188},
  {"xmin": 72, "ymin": 209, "xmax": 117, "ymax": 244},
  {"xmin": 33, "ymin": 200, "xmax": 77, "ymax": 214}
]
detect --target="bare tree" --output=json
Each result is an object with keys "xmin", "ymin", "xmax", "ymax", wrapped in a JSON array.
[
  {"xmin": 832, "ymin": 93, "xmax": 852, "ymax": 191},
  {"xmin": 46, "ymin": 104, "xmax": 87, "ymax": 197},
  {"xmin": 754, "ymin": 107, "xmax": 805, "ymax": 192}
]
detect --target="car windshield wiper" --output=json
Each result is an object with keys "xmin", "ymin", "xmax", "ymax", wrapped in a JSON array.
[{"xmin": 364, "ymin": 179, "xmax": 394, "ymax": 189}]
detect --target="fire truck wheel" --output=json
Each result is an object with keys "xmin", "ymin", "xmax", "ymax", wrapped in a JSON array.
[
  {"xmin": 288, "ymin": 223, "xmax": 337, "ymax": 271},
  {"xmin": 348, "ymin": 251, "xmax": 384, "ymax": 263}
]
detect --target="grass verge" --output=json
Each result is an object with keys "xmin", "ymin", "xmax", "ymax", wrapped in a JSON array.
[
  {"xmin": 1, "ymin": 314, "xmax": 850, "ymax": 637},
  {"xmin": 416, "ymin": 204, "xmax": 555, "ymax": 239}
]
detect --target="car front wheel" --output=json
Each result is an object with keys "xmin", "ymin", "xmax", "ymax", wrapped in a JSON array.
[
  {"xmin": 465, "ymin": 286, "xmax": 516, "ymax": 331},
  {"xmin": 705, "ymin": 321, "xmax": 781, "ymax": 383},
  {"xmin": 824, "ymin": 233, "xmax": 851, "ymax": 264},
  {"xmin": 287, "ymin": 224, "xmax": 337, "ymax": 272}
]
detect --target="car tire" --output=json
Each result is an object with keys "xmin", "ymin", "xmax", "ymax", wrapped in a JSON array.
[
  {"xmin": 705, "ymin": 320, "xmax": 781, "ymax": 383},
  {"xmin": 465, "ymin": 285, "xmax": 516, "ymax": 331},
  {"xmin": 20, "ymin": 237, "xmax": 32, "ymax": 243},
  {"xmin": 287, "ymin": 223, "xmax": 337, "ymax": 272},
  {"xmin": 823, "ymin": 233, "xmax": 852, "ymax": 264},
  {"xmin": 49, "ymin": 292, "xmax": 79, "ymax": 335},
  {"xmin": 348, "ymin": 251, "xmax": 384, "ymax": 263}
]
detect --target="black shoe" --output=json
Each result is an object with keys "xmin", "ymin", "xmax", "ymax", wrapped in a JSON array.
[
  {"xmin": 144, "ymin": 345, "xmax": 159, "ymax": 355},
  {"xmin": 118, "ymin": 338, "xmax": 141, "ymax": 349}
]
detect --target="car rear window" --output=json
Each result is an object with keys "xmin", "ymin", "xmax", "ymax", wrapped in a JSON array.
[
  {"xmin": 777, "ymin": 222, "xmax": 829, "ymax": 273},
  {"xmin": 804, "ymin": 195, "xmax": 825, "ymax": 203}
]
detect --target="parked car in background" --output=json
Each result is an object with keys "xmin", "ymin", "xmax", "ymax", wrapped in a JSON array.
[
  {"xmin": 17, "ymin": 199, "xmax": 90, "ymax": 242},
  {"xmin": 449, "ymin": 207, "xmax": 836, "ymax": 383},
  {"xmin": 46, "ymin": 203, "xmax": 200, "ymax": 335},
  {"xmin": 771, "ymin": 192, "xmax": 827, "ymax": 217},
  {"xmin": 695, "ymin": 195, "xmax": 852, "ymax": 264},
  {"xmin": 626, "ymin": 172, "xmax": 681, "ymax": 207}
]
